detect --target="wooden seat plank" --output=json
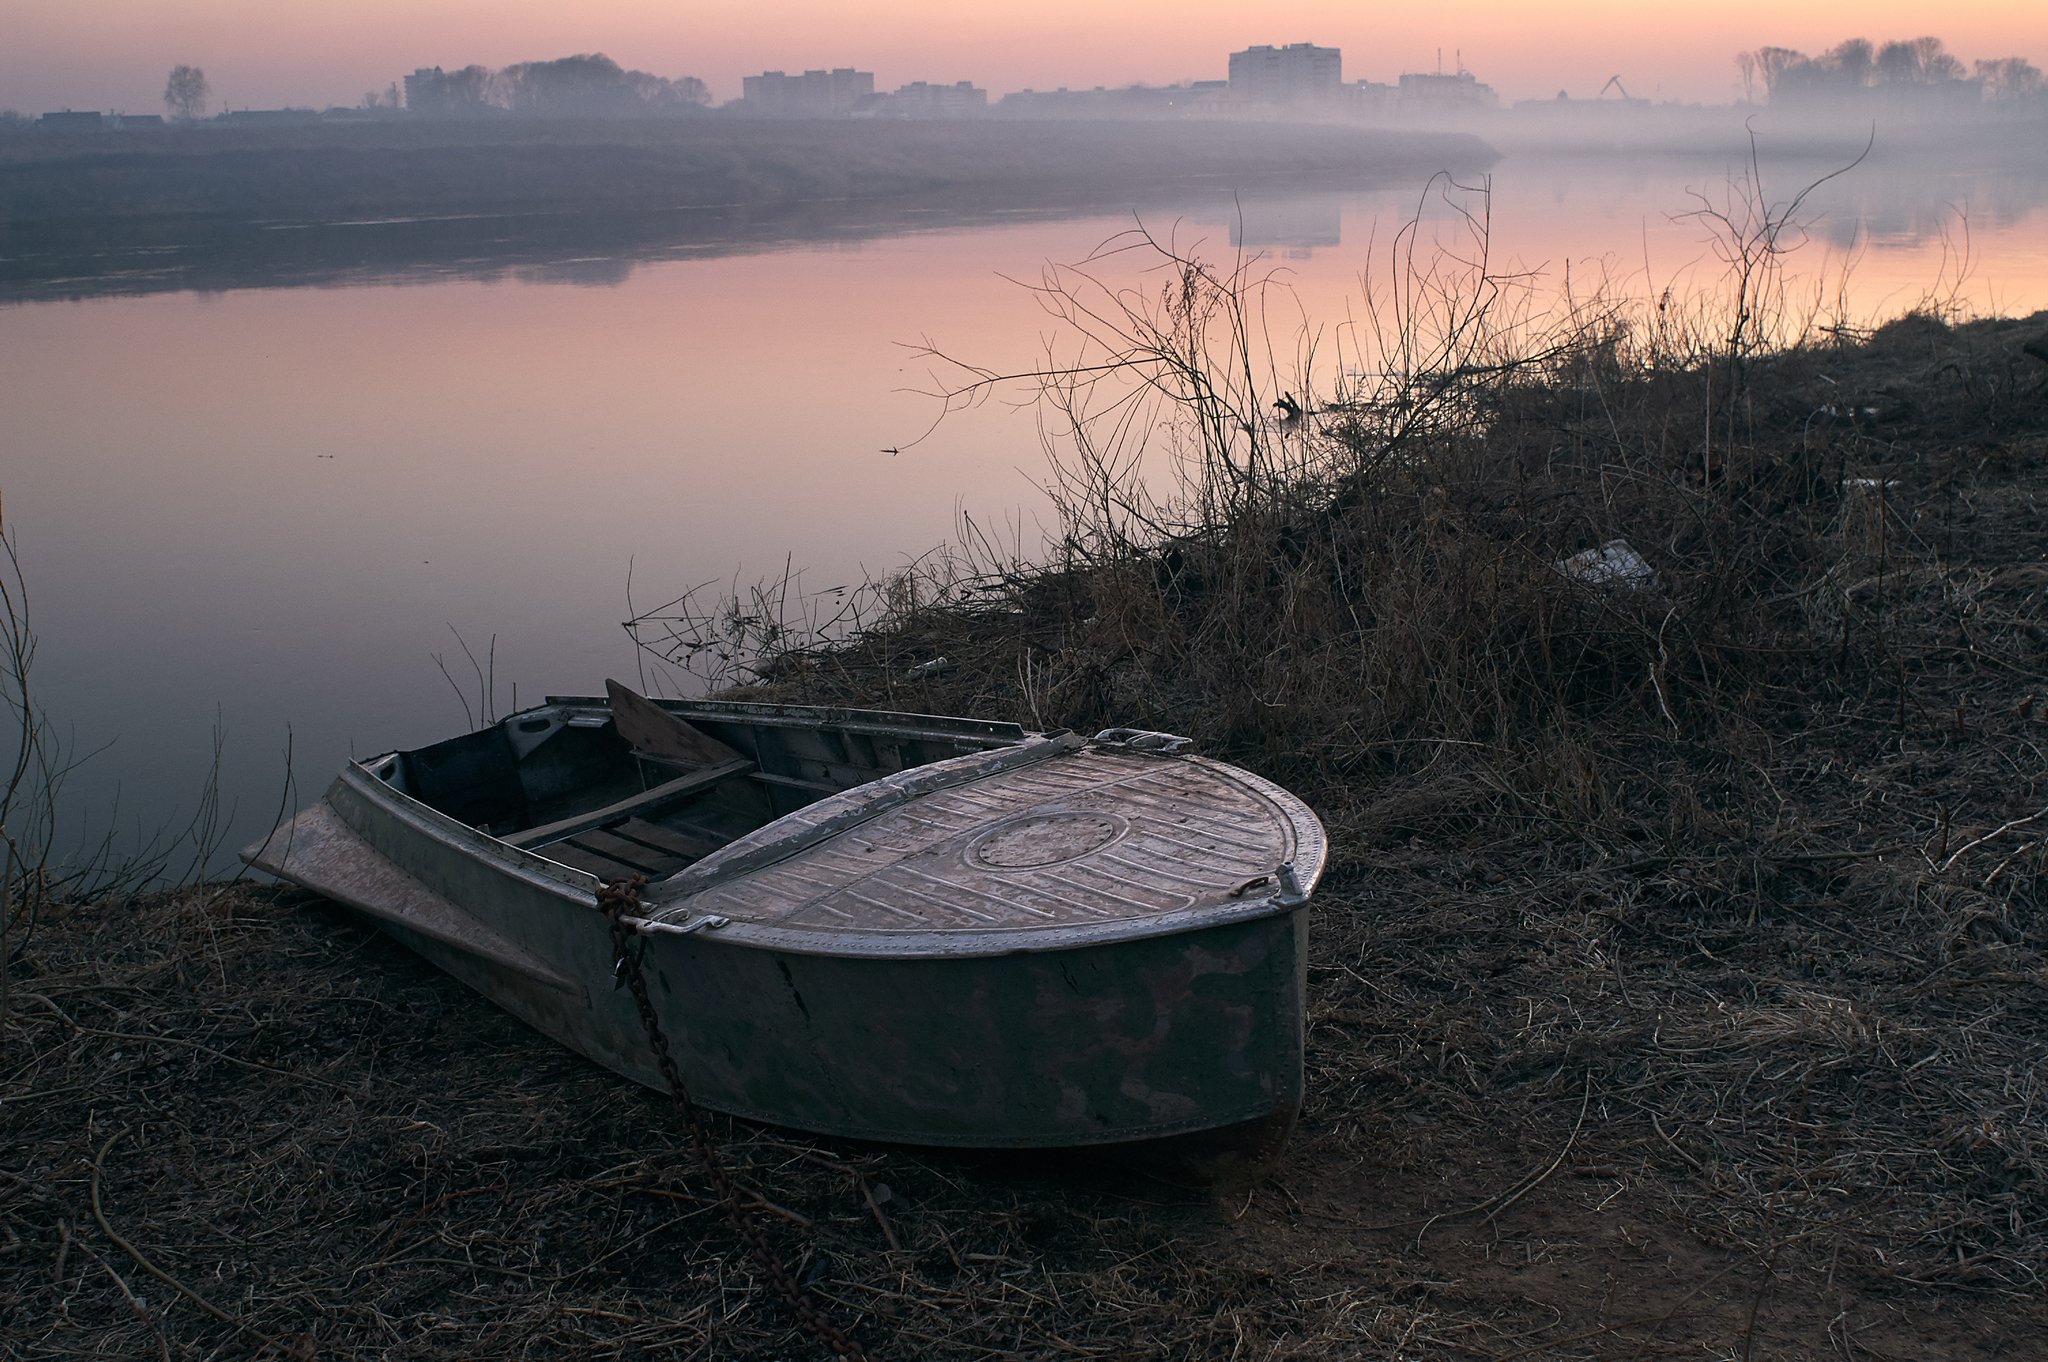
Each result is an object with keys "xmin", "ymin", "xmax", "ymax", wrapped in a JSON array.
[
  {"xmin": 572, "ymin": 829, "xmax": 687, "ymax": 876},
  {"xmin": 751, "ymin": 770, "xmax": 843, "ymax": 795},
  {"xmin": 615, "ymin": 818, "xmax": 725, "ymax": 861},
  {"xmin": 541, "ymin": 842, "xmax": 648, "ymax": 880},
  {"xmin": 505, "ymin": 758, "xmax": 752, "ymax": 850}
]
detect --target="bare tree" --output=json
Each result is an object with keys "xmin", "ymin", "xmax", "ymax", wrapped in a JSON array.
[
  {"xmin": 1824, "ymin": 38, "xmax": 1876, "ymax": 88},
  {"xmin": 1911, "ymin": 36, "xmax": 1966, "ymax": 83},
  {"xmin": 1874, "ymin": 39, "xmax": 1920, "ymax": 84},
  {"xmin": 1975, "ymin": 57, "xmax": 2043, "ymax": 101},
  {"xmin": 415, "ymin": 53, "xmax": 709, "ymax": 118},
  {"xmin": 1749, "ymin": 47, "xmax": 1807, "ymax": 99},
  {"xmin": 163, "ymin": 64, "xmax": 209, "ymax": 120}
]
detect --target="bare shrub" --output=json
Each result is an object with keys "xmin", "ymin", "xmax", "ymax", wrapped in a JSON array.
[{"xmin": 1, "ymin": 514, "xmax": 233, "ymax": 1047}]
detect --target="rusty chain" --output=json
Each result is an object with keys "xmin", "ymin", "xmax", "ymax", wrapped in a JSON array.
[{"xmin": 596, "ymin": 876, "xmax": 875, "ymax": 1362}]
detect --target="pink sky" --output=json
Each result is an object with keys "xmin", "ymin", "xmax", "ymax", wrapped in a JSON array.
[{"xmin": 5, "ymin": 0, "xmax": 2044, "ymax": 114}]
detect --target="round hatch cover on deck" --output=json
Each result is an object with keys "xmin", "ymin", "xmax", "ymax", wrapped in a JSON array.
[
  {"xmin": 968, "ymin": 813, "xmax": 1128, "ymax": 868},
  {"xmin": 665, "ymin": 746, "xmax": 1326, "ymax": 942}
]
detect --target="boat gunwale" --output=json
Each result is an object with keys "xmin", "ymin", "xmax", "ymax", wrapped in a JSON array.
[{"xmin": 540, "ymin": 694, "xmax": 1034, "ymax": 747}]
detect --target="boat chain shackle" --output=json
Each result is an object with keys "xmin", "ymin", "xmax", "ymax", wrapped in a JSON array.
[{"xmin": 596, "ymin": 876, "xmax": 876, "ymax": 1362}]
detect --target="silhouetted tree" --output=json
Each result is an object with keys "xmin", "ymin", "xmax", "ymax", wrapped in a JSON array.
[
  {"xmin": 1912, "ymin": 36, "xmax": 1966, "ymax": 82},
  {"xmin": 1824, "ymin": 38, "xmax": 1876, "ymax": 88},
  {"xmin": 406, "ymin": 65, "xmax": 495, "ymax": 117},
  {"xmin": 1873, "ymin": 37, "xmax": 1963, "ymax": 85},
  {"xmin": 415, "ymin": 54, "xmax": 708, "ymax": 118},
  {"xmin": 499, "ymin": 54, "xmax": 640, "ymax": 117},
  {"xmin": 163, "ymin": 64, "xmax": 209, "ymax": 120},
  {"xmin": 1975, "ymin": 56, "xmax": 2044, "ymax": 101},
  {"xmin": 1749, "ymin": 34, "xmax": 1984, "ymax": 106},
  {"xmin": 1749, "ymin": 46, "xmax": 1807, "ymax": 98},
  {"xmin": 671, "ymin": 75, "xmax": 712, "ymax": 106},
  {"xmin": 447, "ymin": 65, "xmax": 495, "ymax": 110},
  {"xmin": 1735, "ymin": 51, "xmax": 1758, "ymax": 103}
]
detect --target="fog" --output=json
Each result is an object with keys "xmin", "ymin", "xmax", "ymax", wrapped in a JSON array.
[{"xmin": 4, "ymin": 101, "xmax": 2045, "ymax": 304}]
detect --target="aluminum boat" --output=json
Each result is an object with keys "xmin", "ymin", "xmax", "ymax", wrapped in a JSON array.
[{"xmin": 243, "ymin": 682, "xmax": 1326, "ymax": 1168}]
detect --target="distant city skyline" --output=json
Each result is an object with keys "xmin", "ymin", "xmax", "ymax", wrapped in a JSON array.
[{"xmin": 5, "ymin": 0, "xmax": 2044, "ymax": 114}]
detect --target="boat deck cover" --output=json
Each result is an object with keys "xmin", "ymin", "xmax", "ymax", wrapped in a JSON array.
[{"xmin": 650, "ymin": 747, "xmax": 1320, "ymax": 937}]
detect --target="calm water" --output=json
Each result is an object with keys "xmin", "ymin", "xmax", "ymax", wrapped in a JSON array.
[{"xmin": 6, "ymin": 147, "xmax": 2047, "ymax": 870}]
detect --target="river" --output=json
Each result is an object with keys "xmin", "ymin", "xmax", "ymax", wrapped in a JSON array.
[{"xmin": 5, "ymin": 143, "xmax": 2046, "ymax": 873}]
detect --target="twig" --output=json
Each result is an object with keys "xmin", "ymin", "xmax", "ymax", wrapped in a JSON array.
[
  {"xmin": 78, "ymin": 1239, "xmax": 172, "ymax": 1362},
  {"xmin": 629, "ymin": 1181, "xmax": 815, "ymax": 1229},
  {"xmin": 860, "ymin": 1180, "xmax": 903, "ymax": 1253},
  {"xmin": 1481, "ymin": 1072, "xmax": 1594, "ymax": 1225},
  {"xmin": 24, "ymin": 991, "xmax": 349, "ymax": 1092},
  {"xmin": 89, "ymin": 1128, "xmax": 291, "ymax": 1354},
  {"xmin": 1938, "ymin": 803, "xmax": 2048, "ymax": 873},
  {"xmin": 1414, "ymin": 1072, "xmax": 1594, "ymax": 1245}
]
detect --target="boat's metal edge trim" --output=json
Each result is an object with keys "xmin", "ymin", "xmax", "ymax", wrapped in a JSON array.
[
  {"xmin": 626, "ymin": 893, "xmax": 1309, "ymax": 959},
  {"xmin": 328, "ymin": 762, "xmax": 606, "ymax": 898},
  {"xmin": 540, "ymin": 694, "xmax": 1031, "ymax": 746}
]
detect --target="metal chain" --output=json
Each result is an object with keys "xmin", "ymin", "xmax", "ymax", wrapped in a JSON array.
[{"xmin": 596, "ymin": 877, "xmax": 875, "ymax": 1362}]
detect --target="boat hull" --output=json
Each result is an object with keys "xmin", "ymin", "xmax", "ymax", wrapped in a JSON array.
[{"xmin": 254, "ymin": 767, "xmax": 1306, "ymax": 1152}]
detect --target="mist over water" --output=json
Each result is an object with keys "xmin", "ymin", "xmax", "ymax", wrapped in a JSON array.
[{"xmin": 5, "ymin": 143, "xmax": 2046, "ymax": 869}]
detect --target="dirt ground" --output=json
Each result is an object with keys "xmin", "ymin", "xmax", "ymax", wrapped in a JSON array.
[
  {"xmin": 3, "ymin": 855, "xmax": 2039, "ymax": 1360},
  {"xmin": 4, "ymin": 312, "xmax": 2046, "ymax": 1359}
]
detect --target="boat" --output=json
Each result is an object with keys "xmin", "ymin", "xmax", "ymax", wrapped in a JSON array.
[{"xmin": 242, "ymin": 681, "xmax": 1326, "ymax": 1170}]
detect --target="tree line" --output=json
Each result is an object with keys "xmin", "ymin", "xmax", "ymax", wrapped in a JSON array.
[
  {"xmin": 144, "ymin": 54, "xmax": 709, "ymax": 122},
  {"xmin": 1739, "ymin": 36, "xmax": 2043, "ymax": 105},
  {"xmin": 405, "ymin": 54, "xmax": 711, "ymax": 118}
]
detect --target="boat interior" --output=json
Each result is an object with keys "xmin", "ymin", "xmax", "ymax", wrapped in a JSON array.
[{"xmin": 360, "ymin": 683, "xmax": 1027, "ymax": 883}]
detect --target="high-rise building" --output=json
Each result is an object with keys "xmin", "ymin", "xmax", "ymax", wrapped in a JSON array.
[
  {"xmin": 739, "ymin": 68, "xmax": 876, "ymax": 117},
  {"xmin": 1227, "ymin": 44, "xmax": 1342, "ymax": 103},
  {"xmin": 1396, "ymin": 71, "xmax": 1499, "ymax": 111},
  {"xmin": 880, "ymin": 81, "xmax": 988, "ymax": 119}
]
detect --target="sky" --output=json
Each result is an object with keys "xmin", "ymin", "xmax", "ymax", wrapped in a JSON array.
[{"xmin": 5, "ymin": 0, "xmax": 2045, "ymax": 115}]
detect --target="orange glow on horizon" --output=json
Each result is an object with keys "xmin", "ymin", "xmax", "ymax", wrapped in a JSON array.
[{"xmin": 5, "ymin": 0, "xmax": 2044, "ymax": 114}]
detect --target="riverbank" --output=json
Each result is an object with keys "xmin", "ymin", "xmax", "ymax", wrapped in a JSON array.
[
  {"xmin": 0, "ymin": 118, "xmax": 1492, "ymax": 300},
  {"xmin": 5, "ymin": 304, "xmax": 2046, "ymax": 1357}
]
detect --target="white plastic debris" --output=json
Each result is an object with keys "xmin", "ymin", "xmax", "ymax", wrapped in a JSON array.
[
  {"xmin": 1555, "ymin": 538, "xmax": 1656, "ymax": 590},
  {"xmin": 905, "ymin": 656, "xmax": 952, "ymax": 679}
]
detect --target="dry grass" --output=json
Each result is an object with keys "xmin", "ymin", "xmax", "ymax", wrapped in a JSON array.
[{"xmin": 6, "ymin": 218, "xmax": 2048, "ymax": 1356}]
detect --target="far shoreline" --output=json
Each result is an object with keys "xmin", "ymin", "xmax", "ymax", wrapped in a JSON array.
[{"xmin": 0, "ymin": 118, "xmax": 1496, "ymax": 300}]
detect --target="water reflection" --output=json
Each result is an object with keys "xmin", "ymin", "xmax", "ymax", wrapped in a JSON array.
[
  {"xmin": 512, "ymin": 256, "xmax": 640, "ymax": 288},
  {"xmin": 1230, "ymin": 194, "xmax": 1344, "ymax": 250}
]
